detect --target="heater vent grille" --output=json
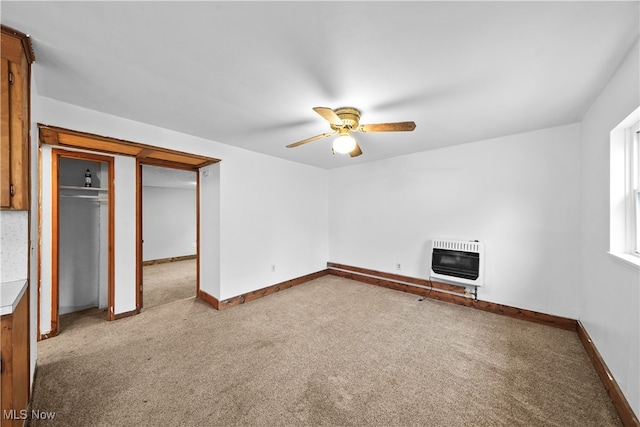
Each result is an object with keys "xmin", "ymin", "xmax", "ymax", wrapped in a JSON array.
[
  {"xmin": 431, "ymin": 238, "xmax": 484, "ymax": 287},
  {"xmin": 432, "ymin": 239, "xmax": 482, "ymax": 254}
]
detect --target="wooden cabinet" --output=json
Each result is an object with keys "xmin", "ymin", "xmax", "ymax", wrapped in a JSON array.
[
  {"xmin": 0, "ymin": 26, "xmax": 34, "ymax": 210},
  {"xmin": 1, "ymin": 283, "xmax": 29, "ymax": 427}
]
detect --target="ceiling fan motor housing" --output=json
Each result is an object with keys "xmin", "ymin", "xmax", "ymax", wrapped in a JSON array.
[{"xmin": 331, "ymin": 107, "xmax": 361, "ymax": 130}]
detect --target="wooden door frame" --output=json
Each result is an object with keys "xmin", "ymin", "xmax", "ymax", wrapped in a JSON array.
[
  {"xmin": 50, "ymin": 148, "xmax": 115, "ymax": 337},
  {"xmin": 37, "ymin": 124, "xmax": 218, "ymax": 338},
  {"xmin": 136, "ymin": 159, "xmax": 200, "ymax": 312}
]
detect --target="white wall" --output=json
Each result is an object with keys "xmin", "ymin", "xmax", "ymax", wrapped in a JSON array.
[
  {"xmin": 113, "ymin": 155, "xmax": 137, "ymax": 315},
  {"xmin": 200, "ymin": 163, "xmax": 220, "ymax": 299},
  {"xmin": 329, "ymin": 123, "xmax": 582, "ymax": 319},
  {"xmin": 579, "ymin": 39, "xmax": 639, "ymax": 417},
  {"xmin": 217, "ymin": 152, "xmax": 329, "ymax": 300},
  {"xmin": 34, "ymin": 95, "xmax": 328, "ymax": 335},
  {"xmin": 142, "ymin": 186, "xmax": 196, "ymax": 261}
]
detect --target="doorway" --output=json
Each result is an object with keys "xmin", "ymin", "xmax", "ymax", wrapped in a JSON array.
[
  {"xmin": 137, "ymin": 163, "xmax": 198, "ymax": 310},
  {"xmin": 39, "ymin": 124, "xmax": 218, "ymax": 339},
  {"xmin": 51, "ymin": 149, "xmax": 115, "ymax": 336}
]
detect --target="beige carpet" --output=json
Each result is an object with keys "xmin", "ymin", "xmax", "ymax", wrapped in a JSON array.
[
  {"xmin": 31, "ymin": 276, "xmax": 621, "ymax": 426},
  {"xmin": 55, "ymin": 260, "xmax": 196, "ymax": 335},
  {"xmin": 142, "ymin": 259, "xmax": 196, "ymax": 309}
]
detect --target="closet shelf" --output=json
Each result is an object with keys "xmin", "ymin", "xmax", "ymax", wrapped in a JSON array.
[
  {"xmin": 60, "ymin": 186, "xmax": 108, "ymax": 201},
  {"xmin": 60, "ymin": 194, "xmax": 108, "ymax": 202},
  {"xmin": 60, "ymin": 186, "xmax": 108, "ymax": 192}
]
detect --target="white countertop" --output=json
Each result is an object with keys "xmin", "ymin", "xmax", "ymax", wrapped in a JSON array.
[{"xmin": 0, "ymin": 279, "xmax": 28, "ymax": 316}]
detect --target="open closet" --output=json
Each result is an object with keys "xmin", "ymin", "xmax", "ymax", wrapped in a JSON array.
[
  {"xmin": 39, "ymin": 124, "xmax": 220, "ymax": 338},
  {"xmin": 51, "ymin": 149, "xmax": 115, "ymax": 334},
  {"xmin": 58, "ymin": 157, "xmax": 109, "ymax": 315}
]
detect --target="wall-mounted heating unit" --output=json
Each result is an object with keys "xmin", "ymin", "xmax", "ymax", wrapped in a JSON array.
[{"xmin": 430, "ymin": 239, "xmax": 484, "ymax": 287}]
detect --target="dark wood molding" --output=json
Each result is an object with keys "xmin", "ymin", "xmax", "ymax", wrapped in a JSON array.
[
  {"xmin": 50, "ymin": 151, "xmax": 60, "ymax": 337},
  {"xmin": 38, "ymin": 330, "xmax": 57, "ymax": 341},
  {"xmin": 217, "ymin": 270, "xmax": 329, "ymax": 310},
  {"xmin": 49, "ymin": 148, "xmax": 116, "ymax": 333},
  {"xmin": 112, "ymin": 309, "xmax": 138, "ymax": 321},
  {"xmin": 577, "ymin": 322, "xmax": 639, "ymax": 427},
  {"xmin": 197, "ymin": 270, "xmax": 329, "ymax": 311},
  {"xmin": 327, "ymin": 263, "xmax": 577, "ymax": 331},
  {"xmin": 37, "ymin": 146, "xmax": 42, "ymax": 341},
  {"xmin": 197, "ymin": 289, "xmax": 219, "ymax": 310},
  {"xmin": 328, "ymin": 262, "xmax": 467, "ymax": 294},
  {"xmin": 39, "ymin": 124, "xmax": 220, "ymax": 169},
  {"xmin": 142, "ymin": 254, "xmax": 197, "ymax": 266}
]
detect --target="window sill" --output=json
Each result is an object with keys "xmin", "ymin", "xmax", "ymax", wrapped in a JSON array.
[{"xmin": 607, "ymin": 252, "xmax": 640, "ymax": 271}]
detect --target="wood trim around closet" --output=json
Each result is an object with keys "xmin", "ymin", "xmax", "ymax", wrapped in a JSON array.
[
  {"xmin": 40, "ymin": 124, "xmax": 218, "ymax": 335},
  {"xmin": 50, "ymin": 152, "xmax": 59, "ymax": 336},
  {"xmin": 48, "ymin": 148, "xmax": 115, "ymax": 338},
  {"xmin": 136, "ymin": 160, "xmax": 201, "ymax": 313},
  {"xmin": 39, "ymin": 124, "xmax": 220, "ymax": 169}
]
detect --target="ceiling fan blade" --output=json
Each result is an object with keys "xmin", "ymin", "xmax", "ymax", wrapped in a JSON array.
[
  {"xmin": 286, "ymin": 132, "xmax": 334, "ymax": 148},
  {"xmin": 349, "ymin": 142, "xmax": 363, "ymax": 157},
  {"xmin": 313, "ymin": 107, "xmax": 343, "ymax": 127},
  {"xmin": 357, "ymin": 121, "xmax": 416, "ymax": 133}
]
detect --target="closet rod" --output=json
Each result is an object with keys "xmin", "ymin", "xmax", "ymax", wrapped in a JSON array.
[{"xmin": 60, "ymin": 194, "xmax": 108, "ymax": 202}]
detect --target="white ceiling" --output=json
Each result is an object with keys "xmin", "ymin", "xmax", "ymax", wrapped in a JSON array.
[{"xmin": 2, "ymin": 1, "xmax": 639, "ymax": 169}]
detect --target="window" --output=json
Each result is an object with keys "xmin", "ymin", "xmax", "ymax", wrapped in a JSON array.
[
  {"xmin": 609, "ymin": 107, "xmax": 640, "ymax": 265},
  {"xmin": 631, "ymin": 121, "xmax": 640, "ymax": 254}
]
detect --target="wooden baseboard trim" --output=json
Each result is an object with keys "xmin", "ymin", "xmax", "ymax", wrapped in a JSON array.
[
  {"xmin": 577, "ymin": 321, "xmax": 639, "ymax": 427},
  {"xmin": 38, "ymin": 330, "xmax": 57, "ymax": 341},
  {"xmin": 328, "ymin": 262, "xmax": 468, "ymax": 294},
  {"xmin": 197, "ymin": 270, "xmax": 330, "ymax": 311},
  {"xmin": 217, "ymin": 270, "xmax": 330, "ymax": 310},
  {"xmin": 327, "ymin": 263, "xmax": 577, "ymax": 331},
  {"xmin": 142, "ymin": 254, "xmax": 197, "ymax": 266},
  {"xmin": 197, "ymin": 289, "xmax": 219, "ymax": 310},
  {"xmin": 112, "ymin": 309, "xmax": 138, "ymax": 320}
]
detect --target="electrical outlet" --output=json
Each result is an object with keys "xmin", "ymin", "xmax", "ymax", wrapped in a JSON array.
[
  {"xmin": 271, "ymin": 264, "xmax": 276, "ymax": 272},
  {"xmin": 396, "ymin": 263, "xmax": 401, "ymax": 271}
]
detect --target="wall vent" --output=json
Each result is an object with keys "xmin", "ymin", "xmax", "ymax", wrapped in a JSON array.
[{"xmin": 432, "ymin": 239, "xmax": 482, "ymax": 253}]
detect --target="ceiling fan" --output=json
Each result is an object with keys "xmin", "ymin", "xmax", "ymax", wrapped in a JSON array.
[{"xmin": 286, "ymin": 107, "xmax": 416, "ymax": 157}]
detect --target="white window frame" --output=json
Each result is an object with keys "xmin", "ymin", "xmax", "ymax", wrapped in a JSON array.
[
  {"xmin": 609, "ymin": 107, "xmax": 640, "ymax": 268},
  {"xmin": 631, "ymin": 121, "xmax": 640, "ymax": 255}
]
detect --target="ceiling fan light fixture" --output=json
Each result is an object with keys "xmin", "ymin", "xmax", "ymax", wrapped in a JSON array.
[
  {"xmin": 333, "ymin": 130, "xmax": 357, "ymax": 154},
  {"xmin": 286, "ymin": 106, "xmax": 415, "ymax": 158}
]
